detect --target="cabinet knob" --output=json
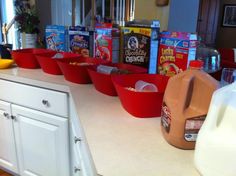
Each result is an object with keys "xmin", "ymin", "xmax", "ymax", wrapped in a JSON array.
[
  {"xmin": 42, "ymin": 100, "xmax": 49, "ymax": 107},
  {"xmin": 3, "ymin": 112, "xmax": 10, "ymax": 119},
  {"xmin": 11, "ymin": 115, "xmax": 16, "ymax": 121},
  {"xmin": 74, "ymin": 166, "xmax": 81, "ymax": 173},
  {"xmin": 74, "ymin": 136, "xmax": 82, "ymax": 143}
]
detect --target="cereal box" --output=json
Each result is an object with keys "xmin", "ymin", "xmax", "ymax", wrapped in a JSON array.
[
  {"xmin": 45, "ymin": 25, "xmax": 68, "ymax": 52},
  {"xmin": 95, "ymin": 23, "xmax": 120, "ymax": 63},
  {"xmin": 157, "ymin": 31, "xmax": 197, "ymax": 76},
  {"xmin": 69, "ymin": 26, "xmax": 94, "ymax": 57},
  {"xmin": 121, "ymin": 20, "xmax": 160, "ymax": 73}
]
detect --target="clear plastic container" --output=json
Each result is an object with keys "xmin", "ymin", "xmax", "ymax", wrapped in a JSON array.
[
  {"xmin": 196, "ymin": 46, "xmax": 221, "ymax": 73},
  {"xmin": 135, "ymin": 80, "xmax": 158, "ymax": 92},
  {"xmin": 96, "ymin": 65, "xmax": 118, "ymax": 74}
]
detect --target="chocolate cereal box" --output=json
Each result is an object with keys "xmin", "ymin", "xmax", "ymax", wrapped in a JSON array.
[
  {"xmin": 157, "ymin": 31, "xmax": 197, "ymax": 76},
  {"xmin": 121, "ymin": 20, "xmax": 160, "ymax": 73}
]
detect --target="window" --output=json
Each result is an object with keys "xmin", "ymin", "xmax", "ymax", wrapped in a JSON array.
[
  {"xmin": 72, "ymin": 0, "xmax": 135, "ymax": 26},
  {"xmin": 0, "ymin": 0, "xmax": 17, "ymax": 48}
]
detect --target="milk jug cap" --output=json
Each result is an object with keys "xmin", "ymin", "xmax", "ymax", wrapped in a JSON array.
[{"xmin": 189, "ymin": 60, "xmax": 204, "ymax": 69}]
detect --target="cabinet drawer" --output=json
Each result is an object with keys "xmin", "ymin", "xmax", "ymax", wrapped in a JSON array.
[{"xmin": 0, "ymin": 79, "xmax": 68, "ymax": 117}]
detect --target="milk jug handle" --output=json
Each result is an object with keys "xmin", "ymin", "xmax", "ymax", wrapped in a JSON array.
[{"xmin": 178, "ymin": 76, "xmax": 194, "ymax": 111}]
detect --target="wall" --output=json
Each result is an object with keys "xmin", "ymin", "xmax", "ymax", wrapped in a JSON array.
[
  {"xmin": 216, "ymin": 0, "xmax": 236, "ymax": 48},
  {"xmin": 134, "ymin": 0, "xmax": 170, "ymax": 31},
  {"xmin": 51, "ymin": 0, "xmax": 72, "ymax": 25},
  {"xmin": 168, "ymin": 0, "xmax": 200, "ymax": 32},
  {"xmin": 35, "ymin": 0, "xmax": 51, "ymax": 39}
]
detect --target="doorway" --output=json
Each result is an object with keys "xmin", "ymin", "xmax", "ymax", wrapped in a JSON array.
[{"xmin": 197, "ymin": 0, "xmax": 220, "ymax": 47}]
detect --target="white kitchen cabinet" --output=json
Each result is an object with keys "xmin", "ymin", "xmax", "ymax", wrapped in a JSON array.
[
  {"xmin": 0, "ymin": 100, "xmax": 18, "ymax": 173},
  {"xmin": 12, "ymin": 104, "xmax": 70, "ymax": 176},
  {"xmin": 0, "ymin": 79, "xmax": 70, "ymax": 176}
]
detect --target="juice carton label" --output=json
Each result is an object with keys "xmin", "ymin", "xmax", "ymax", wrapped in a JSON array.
[
  {"xmin": 158, "ymin": 31, "xmax": 197, "ymax": 76},
  {"xmin": 69, "ymin": 26, "xmax": 91, "ymax": 57},
  {"xmin": 184, "ymin": 116, "xmax": 205, "ymax": 142},
  {"xmin": 161, "ymin": 102, "xmax": 171, "ymax": 133},
  {"xmin": 122, "ymin": 27, "xmax": 151, "ymax": 68},
  {"xmin": 45, "ymin": 25, "xmax": 68, "ymax": 52}
]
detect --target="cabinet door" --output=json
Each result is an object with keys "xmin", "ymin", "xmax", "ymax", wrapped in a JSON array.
[
  {"xmin": 0, "ymin": 100, "xmax": 18, "ymax": 173},
  {"xmin": 11, "ymin": 104, "xmax": 70, "ymax": 176}
]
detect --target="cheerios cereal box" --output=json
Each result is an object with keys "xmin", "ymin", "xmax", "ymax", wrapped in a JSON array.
[{"xmin": 157, "ymin": 31, "xmax": 197, "ymax": 76}]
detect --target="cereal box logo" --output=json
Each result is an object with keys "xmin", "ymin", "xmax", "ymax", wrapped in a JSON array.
[
  {"xmin": 46, "ymin": 33, "xmax": 63, "ymax": 51},
  {"xmin": 71, "ymin": 35, "xmax": 88, "ymax": 48},
  {"xmin": 164, "ymin": 39, "xmax": 180, "ymax": 47},
  {"xmin": 128, "ymin": 36, "xmax": 138, "ymax": 50}
]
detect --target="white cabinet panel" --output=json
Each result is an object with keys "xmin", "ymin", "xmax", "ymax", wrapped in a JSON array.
[
  {"xmin": 0, "ymin": 100, "xmax": 18, "ymax": 173},
  {"xmin": 12, "ymin": 104, "xmax": 70, "ymax": 176},
  {"xmin": 70, "ymin": 119, "xmax": 97, "ymax": 176},
  {"xmin": 0, "ymin": 79, "xmax": 68, "ymax": 117}
]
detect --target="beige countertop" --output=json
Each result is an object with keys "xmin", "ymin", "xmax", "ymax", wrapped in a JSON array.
[{"xmin": 0, "ymin": 67, "xmax": 200, "ymax": 176}]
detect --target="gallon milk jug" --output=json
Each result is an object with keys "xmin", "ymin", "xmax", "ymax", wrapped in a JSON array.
[
  {"xmin": 195, "ymin": 82, "xmax": 236, "ymax": 176},
  {"xmin": 161, "ymin": 60, "xmax": 219, "ymax": 149}
]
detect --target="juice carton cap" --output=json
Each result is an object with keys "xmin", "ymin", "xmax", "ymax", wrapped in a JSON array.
[{"xmin": 189, "ymin": 60, "xmax": 204, "ymax": 69}]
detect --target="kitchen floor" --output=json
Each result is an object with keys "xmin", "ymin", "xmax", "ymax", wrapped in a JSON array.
[{"xmin": 0, "ymin": 169, "xmax": 12, "ymax": 176}]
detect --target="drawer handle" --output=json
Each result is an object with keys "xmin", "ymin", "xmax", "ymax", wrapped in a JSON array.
[
  {"xmin": 74, "ymin": 166, "xmax": 81, "ymax": 173},
  {"xmin": 3, "ymin": 112, "xmax": 10, "ymax": 119},
  {"xmin": 42, "ymin": 100, "xmax": 49, "ymax": 107},
  {"xmin": 74, "ymin": 136, "xmax": 82, "ymax": 143}
]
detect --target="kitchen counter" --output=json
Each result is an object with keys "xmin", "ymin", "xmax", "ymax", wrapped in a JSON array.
[{"xmin": 0, "ymin": 66, "xmax": 200, "ymax": 176}]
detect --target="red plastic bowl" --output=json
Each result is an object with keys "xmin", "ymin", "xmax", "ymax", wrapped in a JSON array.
[
  {"xmin": 112, "ymin": 74, "xmax": 169, "ymax": 118},
  {"xmin": 11, "ymin": 48, "xmax": 53, "ymax": 69},
  {"xmin": 87, "ymin": 63, "xmax": 147, "ymax": 96},
  {"xmin": 36, "ymin": 52, "xmax": 80, "ymax": 75},
  {"xmin": 57, "ymin": 57, "xmax": 108, "ymax": 84}
]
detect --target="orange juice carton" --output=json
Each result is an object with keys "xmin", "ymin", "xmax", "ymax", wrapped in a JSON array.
[
  {"xmin": 121, "ymin": 20, "xmax": 160, "ymax": 73},
  {"xmin": 45, "ymin": 25, "xmax": 69, "ymax": 52},
  {"xmin": 158, "ymin": 31, "xmax": 197, "ymax": 76},
  {"xmin": 94, "ymin": 23, "xmax": 120, "ymax": 63},
  {"xmin": 69, "ymin": 26, "xmax": 94, "ymax": 57}
]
